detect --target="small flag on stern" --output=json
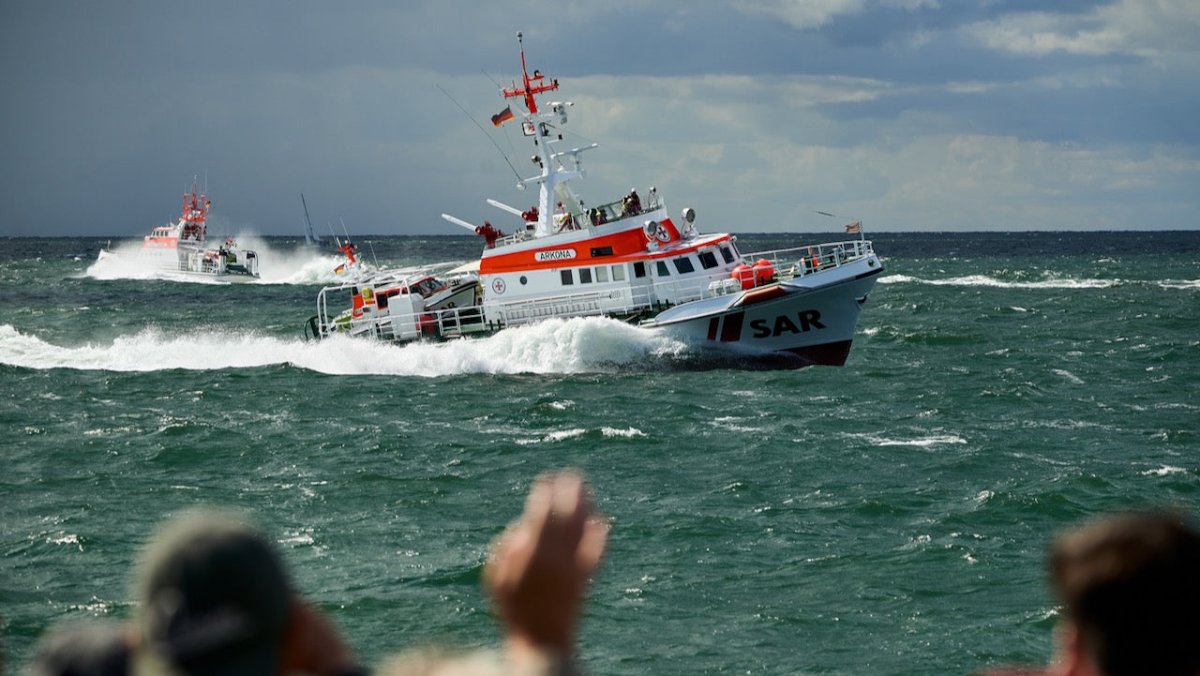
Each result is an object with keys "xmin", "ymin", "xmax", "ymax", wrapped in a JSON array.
[
  {"xmin": 844, "ymin": 221, "xmax": 862, "ymax": 234},
  {"xmin": 491, "ymin": 105, "xmax": 515, "ymax": 127}
]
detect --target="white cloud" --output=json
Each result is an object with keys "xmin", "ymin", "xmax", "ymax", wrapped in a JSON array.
[
  {"xmin": 964, "ymin": 0, "xmax": 1200, "ymax": 60},
  {"xmin": 483, "ymin": 73, "xmax": 1200, "ymax": 231},
  {"xmin": 734, "ymin": 0, "xmax": 939, "ymax": 30},
  {"xmin": 734, "ymin": 0, "xmax": 865, "ymax": 30},
  {"xmin": 2, "ymin": 0, "xmax": 1195, "ymax": 234},
  {"xmin": 965, "ymin": 13, "xmax": 1123, "ymax": 56}
]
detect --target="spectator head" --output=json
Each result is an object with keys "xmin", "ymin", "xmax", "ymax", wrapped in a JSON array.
[
  {"xmin": 1049, "ymin": 510, "xmax": 1200, "ymax": 676},
  {"xmin": 132, "ymin": 510, "xmax": 291, "ymax": 676}
]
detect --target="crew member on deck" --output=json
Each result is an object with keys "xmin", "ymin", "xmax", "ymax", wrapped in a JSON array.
[
  {"xmin": 623, "ymin": 188, "xmax": 641, "ymax": 217},
  {"xmin": 475, "ymin": 221, "xmax": 504, "ymax": 248},
  {"xmin": 521, "ymin": 206, "xmax": 538, "ymax": 231}
]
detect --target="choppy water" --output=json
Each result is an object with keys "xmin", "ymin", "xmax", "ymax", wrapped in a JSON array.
[{"xmin": 2, "ymin": 232, "xmax": 1198, "ymax": 674}]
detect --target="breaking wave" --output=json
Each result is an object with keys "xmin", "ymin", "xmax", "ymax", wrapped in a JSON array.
[
  {"xmin": 85, "ymin": 247, "xmax": 223, "ymax": 283},
  {"xmin": 83, "ymin": 237, "xmax": 356, "ymax": 285},
  {"xmin": 883, "ymin": 274, "xmax": 1200, "ymax": 291},
  {"xmin": 866, "ymin": 433, "xmax": 968, "ymax": 448},
  {"xmin": 1158, "ymin": 279, "xmax": 1200, "ymax": 290},
  {"xmin": 879, "ymin": 274, "xmax": 1119, "ymax": 289},
  {"xmin": 0, "ymin": 318, "xmax": 690, "ymax": 376}
]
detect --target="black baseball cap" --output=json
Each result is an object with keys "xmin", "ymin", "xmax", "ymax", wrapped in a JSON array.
[{"xmin": 132, "ymin": 510, "xmax": 291, "ymax": 676}]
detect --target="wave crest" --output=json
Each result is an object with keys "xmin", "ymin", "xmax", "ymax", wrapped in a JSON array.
[
  {"xmin": 881, "ymin": 274, "xmax": 1118, "ymax": 289},
  {"xmin": 0, "ymin": 318, "xmax": 690, "ymax": 376},
  {"xmin": 84, "ymin": 238, "xmax": 361, "ymax": 285}
]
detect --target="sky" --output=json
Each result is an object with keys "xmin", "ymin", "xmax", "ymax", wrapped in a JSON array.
[{"xmin": 2, "ymin": 0, "xmax": 1198, "ymax": 236}]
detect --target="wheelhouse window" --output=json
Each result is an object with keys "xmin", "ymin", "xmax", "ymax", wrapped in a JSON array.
[
  {"xmin": 673, "ymin": 257, "xmax": 696, "ymax": 274},
  {"xmin": 596, "ymin": 266, "xmax": 609, "ymax": 283},
  {"xmin": 612, "ymin": 265, "xmax": 626, "ymax": 281},
  {"xmin": 698, "ymin": 251, "xmax": 718, "ymax": 269},
  {"xmin": 561, "ymin": 270, "xmax": 574, "ymax": 285},
  {"xmin": 580, "ymin": 268, "xmax": 593, "ymax": 284},
  {"xmin": 656, "ymin": 261, "xmax": 670, "ymax": 277},
  {"xmin": 633, "ymin": 262, "xmax": 646, "ymax": 278},
  {"xmin": 720, "ymin": 246, "xmax": 735, "ymax": 264}
]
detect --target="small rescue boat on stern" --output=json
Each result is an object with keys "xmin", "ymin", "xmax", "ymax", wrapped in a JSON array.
[{"xmin": 305, "ymin": 34, "xmax": 883, "ymax": 366}]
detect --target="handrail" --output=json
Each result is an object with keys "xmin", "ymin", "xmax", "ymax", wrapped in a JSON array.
[
  {"xmin": 491, "ymin": 195, "xmax": 666, "ymax": 248},
  {"xmin": 743, "ymin": 239, "xmax": 875, "ymax": 282}
]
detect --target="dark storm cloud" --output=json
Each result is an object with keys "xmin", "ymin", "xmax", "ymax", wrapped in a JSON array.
[{"xmin": 0, "ymin": 0, "xmax": 1196, "ymax": 235}]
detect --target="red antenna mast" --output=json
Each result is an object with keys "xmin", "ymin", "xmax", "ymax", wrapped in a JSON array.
[{"xmin": 502, "ymin": 31, "xmax": 557, "ymax": 114}]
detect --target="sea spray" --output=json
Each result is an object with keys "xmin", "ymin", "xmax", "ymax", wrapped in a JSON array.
[
  {"xmin": 85, "ymin": 236, "xmax": 355, "ymax": 285},
  {"xmin": 0, "ymin": 317, "xmax": 689, "ymax": 376}
]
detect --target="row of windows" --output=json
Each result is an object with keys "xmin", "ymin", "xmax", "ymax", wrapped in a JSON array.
[
  {"xmin": 562, "ymin": 263, "xmax": 628, "ymax": 286},
  {"xmin": 559, "ymin": 245, "xmax": 737, "ymax": 286}
]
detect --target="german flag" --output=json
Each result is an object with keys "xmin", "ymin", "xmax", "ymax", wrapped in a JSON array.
[{"xmin": 491, "ymin": 105, "xmax": 515, "ymax": 127}]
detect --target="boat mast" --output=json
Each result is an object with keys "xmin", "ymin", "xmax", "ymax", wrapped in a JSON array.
[
  {"xmin": 502, "ymin": 32, "xmax": 591, "ymax": 238},
  {"xmin": 301, "ymin": 193, "xmax": 320, "ymax": 245}
]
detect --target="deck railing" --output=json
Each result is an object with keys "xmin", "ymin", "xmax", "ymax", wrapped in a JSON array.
[
  {"xmin": 491, "ymin": 194, "xmax": 666, "ymax": 249},
  {"xmin": 743, "ymin": 239, "xmax": 875, "ymax": 283}
]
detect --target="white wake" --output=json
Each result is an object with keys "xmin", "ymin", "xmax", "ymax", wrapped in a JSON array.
[
  {"xmin": 880, "ymin": 274, "xmax": 1118, "ymax": 289},
  {"xmin": 0, "ymin": 318, "xmax": 689, "ymax": 376},
  {"xmin": 84, "ymin": 237, "xmax": 358, "ymax": 286}
]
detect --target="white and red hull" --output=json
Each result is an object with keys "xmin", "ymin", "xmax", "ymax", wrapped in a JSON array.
[{"xmin": 645, "ymin": 257, "xmax": 882, "ymax": 365}]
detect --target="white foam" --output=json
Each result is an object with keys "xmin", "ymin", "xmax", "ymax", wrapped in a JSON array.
[
  {"xmin": 0, "ymin": 317, "xmax": 688, "ymax": 376},
  {"xmin": 83, "ymin": 237, "xmax": 365, "ymax": 286},
  {"xmin": 1051, "ymin": 368, "xmax": 1085, "ymax": 385},
  {"xmin": 1159, "ymin": 279, "xmax": 1200, "ymax": 290},
  {"xmin": 1140, "ymin": 466, "xmax": 1187, "ymax": 477},
  {"xmin": 85, "ymin": 244, "xmax": 208, "ymax": 282},
  {"xmin": 710, "ymin": 416, "xmax": 762, "ymax": 433},
  {"xmin": 49, "ymin": 533, "xmax": 80, "ymax": 546},
  {"xmin": 601, "ymin": 427, "xmax": 647, "ymax": 438},
  {"xmin": 881, "ymin": 274, "xmax": 1118, "ymax": 289},
  {"xmin": 866, "ymin": 433, "xmax": 968, "ymax": 447}
]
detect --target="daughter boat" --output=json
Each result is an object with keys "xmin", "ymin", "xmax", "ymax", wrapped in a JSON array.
[
  {"xmin": 305, "ymin": 35, "xmax": 883, "ymax": 366},
  {"xmin": 133, "ymin": 181, "xmax": 260, "ymax": 281}
]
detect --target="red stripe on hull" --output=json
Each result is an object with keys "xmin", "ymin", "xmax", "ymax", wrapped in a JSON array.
[
  {"xmin": 480, "ymin": 227, "xmax": 735, "ymax": 274},
  {"xmin": 719, "ymin": 312, "xmax": 744, "ymax": 342}
]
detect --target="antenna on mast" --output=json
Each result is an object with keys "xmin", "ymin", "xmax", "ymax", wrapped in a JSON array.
[
  {"xmin": 504, "ymin": 30, "xmax": 557, "ymax": 114},
  {"xmin": 517, "ymin": 31, "xmax": 534, "ymax": 113},
  {"xmin": 518, "ymin": 31, "xmax": 525, "ymax": 80}
]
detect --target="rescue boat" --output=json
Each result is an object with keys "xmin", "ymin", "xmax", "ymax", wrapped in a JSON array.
[
  {"xmin": 305, "ymin": 34, "xmax": 883, "ymax": 366},
  {"xmin": 131, "ymin": 181, "xmax": 260, "ymax": 281}
]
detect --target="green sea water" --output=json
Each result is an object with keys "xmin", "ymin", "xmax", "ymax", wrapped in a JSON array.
[{"xmin": 2, "ymin": 232, "xmax": 1198, "ymax": 674}]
